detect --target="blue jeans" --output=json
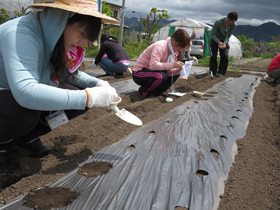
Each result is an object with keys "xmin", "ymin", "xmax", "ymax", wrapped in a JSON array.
[{"xmin": 99, "ymin": 57, "xmax": 130, "ymax": 75}]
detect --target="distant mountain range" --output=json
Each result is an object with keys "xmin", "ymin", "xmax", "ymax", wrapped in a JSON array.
[
  {"xmin": 233, "ymin": 22, "xmax": 280, "ymax": 42},
  {"xmin": 124, "ymin": 17, "xmax": 177, "ymax": 33},
  {"xmin": 124, "ymin": 17, "xmax": 280, "ymax": 42}
]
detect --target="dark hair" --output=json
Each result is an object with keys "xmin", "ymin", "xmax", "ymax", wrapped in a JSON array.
[
  {"xmin": 101, "ymin": 33, "xmax": 110, "ymax": 43},
  {"xmin": 50, "ymin": 13, "xmax": 101, "ymax": 84},
  {"xmin": 171, "ymin": 29, "xmax": 191, "ymax": 61},
  {"xmin": 101, "ymin": 33, "xmax": 118, "ymax": 44},
  {"xmin": 227, "ymin": 11, "xmax": 238, "ymax": 21}
]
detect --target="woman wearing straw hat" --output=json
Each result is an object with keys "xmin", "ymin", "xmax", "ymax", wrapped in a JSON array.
[{"xmin": 0, "ymin": 0, "xmax": 120, "ymax": 174}]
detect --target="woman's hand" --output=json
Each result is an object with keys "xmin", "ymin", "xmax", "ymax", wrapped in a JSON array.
[
  {"xmin": 218, "ymin": 43, "xmax": 226, "ymax": 49},
  {"xmin": 173, "ymin": 61, "xmax": 185, "ymax": 69},
  {"xmin": 85, "ymin": 86, "xmax": 118, "ymax": 108}
]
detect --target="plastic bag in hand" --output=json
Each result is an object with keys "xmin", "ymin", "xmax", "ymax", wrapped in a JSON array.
[
  {"xmin": 180, "ymin": 61, "xmax": 193, "ymax": 80},
  {"xmin": 86, "ymin": 86, "xmax": 118, "ymax": 108}
]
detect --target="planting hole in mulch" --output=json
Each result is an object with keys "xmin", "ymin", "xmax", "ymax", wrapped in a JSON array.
[
  {"xmin": 127, "ymin": 145, "xmax": 135, "ymax": 151},
  {"xmin": 78, "ymin": 161, "xmax": 113, "ymax": 177},
  {"xmin": 227, "ymin": 124, "xmax": 234, "ymax": 128},
  {"xmin": 175, "ymin": 207, "xmax": 189, "ymax": 210},
  {"xmin": 202, "ymin": 94, "xmax": 214, "ymax": 97},
  {"xmin": 206, "ymin": 91, "xmax": 218, "ymax": 94},
  {"xmin": 148, "ymin": 131, "xmax": 156, "ymax": 135},
  {"xmin": 23, "ymin": 187, "xmax": 79, "ymax": 210},
  {"xmin": 196, "ymin": 170, "xmax": 209, "ymax": 177},
  {"xmin": 210, "ymin": 149, "xmax": 220, "ymax": 158}
]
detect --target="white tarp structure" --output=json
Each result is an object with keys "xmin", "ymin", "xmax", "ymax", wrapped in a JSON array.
[{"xmin": 153, "ymin": 18, "xmax": 243, "ymax": 59}]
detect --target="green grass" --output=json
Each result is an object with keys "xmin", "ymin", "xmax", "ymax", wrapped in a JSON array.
[
  {"xmin": 197, "ymin": 56, "xmax": 234, "ymax": 66},
  {"xmin": 233, "ymin": 67, "xmax": 240, "ymax": 72},
  {"xmin": 257, "ymin": 53, "xmax": 276, "ymax": 58},
  {"xmin": 83, "ymin": 45, "xmax": 99, "ymax": 57},
  {"xmin": 197, "ymin": 56, "xmax": 211, "ymax": 66}
]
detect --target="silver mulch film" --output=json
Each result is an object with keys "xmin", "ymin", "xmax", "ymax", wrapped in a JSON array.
[{"xmin": 0, "ymin": 74, "xmax": 260, "ymax": 210}]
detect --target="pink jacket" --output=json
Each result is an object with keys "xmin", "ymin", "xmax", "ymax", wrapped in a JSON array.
[{"xmin": 133, "ymin": 37, "xmax": 181, "ymax": 76}]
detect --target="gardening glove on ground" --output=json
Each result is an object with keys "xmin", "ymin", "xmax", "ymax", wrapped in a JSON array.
[
  {"xmin": 85, "ymin": 86, "xmax": 118, "ymax": 108},
  {"xmin": 96, "ymin": 80, "xmax": 110, "ymax": 87}
]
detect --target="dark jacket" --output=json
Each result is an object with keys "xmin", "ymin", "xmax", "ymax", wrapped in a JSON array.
[{"xmin": 95, "ymin": 34, "xmax": 130, "ymax": 64}]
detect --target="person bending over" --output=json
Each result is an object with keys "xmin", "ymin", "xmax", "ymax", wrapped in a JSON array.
[
  {"xmin": 132, "ymin": 29, "xmax": 190, "ymax": 98},
  {"xmin": 93, "ymin": 33, "xmax": 130, "ymax": 76},
  {"xmin": 209, "ymin": 11, "xmax": 238, "ymax": 77},
  {"xmin": 267, "ymin": 54, "xmax": 280, "ymax": 84},
  {"xmin": 0, "ymin": 0, "xmax": 120, "ymax": 174}
]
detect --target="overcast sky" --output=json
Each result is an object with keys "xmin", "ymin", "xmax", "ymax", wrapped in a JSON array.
[
  {"xmin": 2, "ymin": 0, "xmax": 279, "ymax": 26},
  {"xmin": 109, "ymin": 0, "xmax": 280, "ymax": 26}
]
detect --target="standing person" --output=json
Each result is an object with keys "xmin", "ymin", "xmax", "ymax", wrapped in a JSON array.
[
  {"xmin": 93, "ymin": 33, "xmax": 130, "ymax": 76},
  {"xmin": 266, "ymin": 54, "xmax": 280, "ymax": 84},
  {"xmin": 209, "ymin": 11, "xmax": 238, "ymax": 77},
  {"xmin": 0, "ymin": 0, "xmax": 120, "ymax": 174},
  {"xmin": 132, "ymin": 29, "xmax": 190, "ymax": 98}
]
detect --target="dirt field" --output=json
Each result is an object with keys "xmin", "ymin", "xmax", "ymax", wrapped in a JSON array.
[
  {"xmin": 231, "ymin": 57, "xmax": 273, "ymax": 71},
  {"xmin": 0, "ymin": 58, "xmax": 279, "ymax": 209}
]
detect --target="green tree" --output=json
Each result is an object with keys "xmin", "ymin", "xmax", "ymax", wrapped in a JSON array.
[
  {"xmin": 141, "ymin": 7, "xmax": 170, "ymax": 44},
  {"xmin": 270, "ymin": 35, "xmax": 280, "ymax": 52},
  {"xmin": 102, "ymin": 1, "xmax": 114, "ymax": 17},
  {"xmin": 0, "ymin": 8, "xmax": 10, "ymax": 24},
  {"xmin": 14, "ymin": 10, "xmax": 22, "ymax": 17},
  {"xmin": 237, "ymin": 35, "xmax": 256, "ymax": 57},
  {"xmin": 86, "ymin": 1, "xmax": 114, "ymax": 49}
]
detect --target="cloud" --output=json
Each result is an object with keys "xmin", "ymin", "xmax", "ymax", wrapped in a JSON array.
[{"xmin": 110, "ymin": 0, "xmax": 280, "ymax": 26}]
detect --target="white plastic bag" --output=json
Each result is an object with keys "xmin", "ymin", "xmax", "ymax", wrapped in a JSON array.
[{"xmin": 180, "ymin": 61, "xmax": 193, "ymax": 80}]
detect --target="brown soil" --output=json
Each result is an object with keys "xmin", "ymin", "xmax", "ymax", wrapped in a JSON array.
[
  {"xmin": 78, "ymin": 161, "xmax": 113, "ymax": 177},
  {"xmin": 0, "ymin": 59, "xmax": 279, "ymax": 209},
  {"xmin": 23, "ymin": 187, "xmax": 79, "ymax": 209}
]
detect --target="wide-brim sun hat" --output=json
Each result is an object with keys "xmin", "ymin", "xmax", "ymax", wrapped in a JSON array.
[{"xmin": 28, "ymin": 0, "xmax": 120, "ymax": 25}]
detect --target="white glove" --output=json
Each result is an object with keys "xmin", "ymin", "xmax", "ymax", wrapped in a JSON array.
[
  {"xmin": 96, "ymin": 80, "xmax": 110, "ymax": 87},
  {"xmin": 85, "ymin": 86, "xmax": 118, "ymax": 108},
  {"xmin": 93, "ymin": 59, "xmax": 96, "ymax": 67}
]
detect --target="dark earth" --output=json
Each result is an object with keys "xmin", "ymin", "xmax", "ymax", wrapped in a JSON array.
[{"xmin": 0, "ymin": 58, "xmax": 279, "ymax": 209}]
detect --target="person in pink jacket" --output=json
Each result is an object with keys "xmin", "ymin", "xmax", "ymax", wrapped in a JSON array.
[{"xmin": 132, "ymin": 29, "xmax": 190, "ymax": 98}]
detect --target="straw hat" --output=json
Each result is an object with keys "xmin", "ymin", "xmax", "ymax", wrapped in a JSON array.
[{"xmin": 28, "ymin": 0, "xmax": 120, "ymax": 25}]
